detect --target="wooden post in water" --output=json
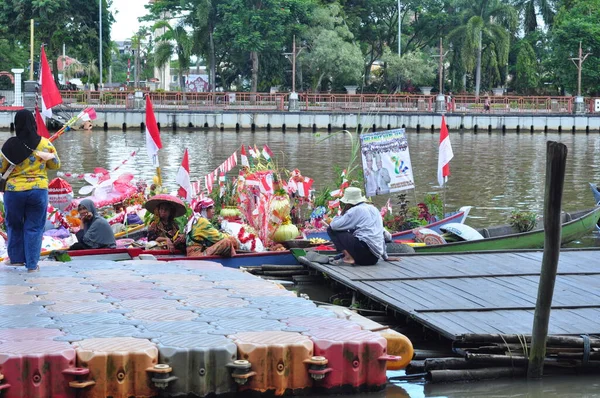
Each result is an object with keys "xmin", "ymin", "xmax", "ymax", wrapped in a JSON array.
[{"xmin": 528, "ymin": 141, "xmax": 567, "ymax": 379}]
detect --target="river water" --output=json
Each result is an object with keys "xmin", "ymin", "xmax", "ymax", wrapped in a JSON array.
[
  {"xmin": 2, "ymin": 128, "xmax": 600, "ymax": 396},
  {"xmin": 7, "ymin": 128, "xmax": 598, "ymax": 244}
]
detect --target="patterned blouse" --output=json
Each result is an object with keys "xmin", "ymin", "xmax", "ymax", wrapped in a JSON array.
[
  {"xmin": 187, "ymin": 217, "xmax": 228, "ymax": 249},
  {"xmin": 147, "ymin": 220, "xmax": 186, "ymax": 252},
  {"xmin": 0, "ymin": 138, "xmax": 60, "ymax": 191}
]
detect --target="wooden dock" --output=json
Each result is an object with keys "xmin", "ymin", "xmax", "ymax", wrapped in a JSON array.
[{"xmin": 299, "ymin": 250, "xmax": 600, "ymax": 340}]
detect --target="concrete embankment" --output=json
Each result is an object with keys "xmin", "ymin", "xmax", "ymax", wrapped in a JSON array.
[{"xmin": 1, "ymin": 110, "xmax": 600, "ymax": 132}]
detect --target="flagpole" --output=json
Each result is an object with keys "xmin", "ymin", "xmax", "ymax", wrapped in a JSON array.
[{"xmin": 155, "ymin": 155, "xmax": 162, "ymax": 186}]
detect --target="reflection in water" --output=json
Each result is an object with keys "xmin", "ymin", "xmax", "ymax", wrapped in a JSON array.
[{"xmin": 422, "ymin": 375, "xmax": 600, "ymax": 397}]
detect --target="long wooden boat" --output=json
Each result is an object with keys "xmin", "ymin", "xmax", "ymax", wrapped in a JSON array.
[
  {"xmin": 304, "ymin": 206, "xmax": 472, "ymax": 241},
  {"xmin": 47, "ymin": 247, "xmax": 299, "ymax": 268},
  {"xmin": 411, "ymin": 207, "xmax": 600, "ymax": 253}
]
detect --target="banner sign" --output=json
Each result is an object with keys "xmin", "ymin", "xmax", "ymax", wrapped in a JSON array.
[{"xmin": 360, "ymin": 129, "xmax": 415, "ymax": 197}]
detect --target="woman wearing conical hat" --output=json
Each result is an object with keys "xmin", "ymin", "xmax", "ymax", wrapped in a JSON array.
[{"xmin": 145, "ymin": 194, "xmax": 187, "ymax": 253}]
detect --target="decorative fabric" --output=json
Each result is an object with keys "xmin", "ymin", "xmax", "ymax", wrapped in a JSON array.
[
  {"xmin": 186, "ymin": 217, "xmax": 228, "ymax": 250},
  {"xmin": 187, "ymin": 236, "xmax": 238, "ymax": 258}
]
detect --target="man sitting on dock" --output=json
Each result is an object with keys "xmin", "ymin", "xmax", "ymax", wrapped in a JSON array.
[{"xmin": 327, "ymin": 187, "xmax": 395, "ymax": 266}]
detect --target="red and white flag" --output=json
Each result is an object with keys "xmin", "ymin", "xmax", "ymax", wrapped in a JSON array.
[
  {"xmin": 262, "ymin": 145, "xmax": 274, "ymax": 161},
  {"xmin": 240, "ymin": 145, "xmax": 249, "ymax": 167},
  {"xmin": 437, "ymin": 115, "xmax": 454, "ymax": 187},
  {"xmin": 204, "ymin": 172, "xmax": 214, "ymax": 194},
  {"xmin": 145, "ymin": 96, "xmax": 162, "ymax": 166},
  {"xmin": 39, "ymin": 46, "xmax": 63, "ymax": 118},
  {"xmin": 219, "ymin": 172, "xmax": 226, "ymax": 198},
  {"xmin": 176, "ymin": 148, "xmax": 193, "ymax": 202},
  {"xmin": 248, "ymin": 145, "xmax": 257, "ymax": 159},
  {"xmin": 259, "ymin": 172, "xmax": 274, "ymax": 195},
  {"xmin": 79, "ymin": 107, "xmax": 97, "ymax": 122},
  {"xmin": 35, "ymin": 107, "xmax": 50, "ymax": 138}
]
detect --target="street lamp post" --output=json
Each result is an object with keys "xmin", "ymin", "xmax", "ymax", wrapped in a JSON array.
[
  {"xmin": 432, "ymin": 38, "xmax": 449, "ymax": 112},
  {"xmin": 397, "ymin": 0, "xmax": 402, "ymax": 57},
  {"xmin": 283, "ymin": 35, "xmax": 304, "ymax": 111},
  {"xmin": 570, "ymin": 42, "xmax": 590, "ymax": 114},
  {"xmin": 99, "ymin": 0, "xmax": 103, "ymax": 88}
]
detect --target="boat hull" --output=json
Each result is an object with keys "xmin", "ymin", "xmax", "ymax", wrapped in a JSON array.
[
  {"xmin": 414, "ymin": 207, "xmax": 600, "ymax": 253},
  {"xmin": 58, "ymin": 247, "xmax": 299, "ymax": 268}
]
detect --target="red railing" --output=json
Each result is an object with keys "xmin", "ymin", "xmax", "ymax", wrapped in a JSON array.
[{"xmin": 57, "ymin": 90, "xmax": 600, "ymax": 114}]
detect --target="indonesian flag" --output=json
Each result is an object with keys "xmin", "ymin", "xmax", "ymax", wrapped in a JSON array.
[
  {"xmin": 262, "ymin": 145, "xmax": 274, "ymax": 161},
  {"xmin": 259, "ymin": 172, "xmax": 274, "ymax": 195},
  {"xmin": 145, "ymin": 96, "xmax": 162, "ymax": 166},
  {"xmin": 219, "ymin": 172, "xmax": 226, "ymax": 198},
  {"xmin": 176, "ymin": 148, "xmax": 192, "ymax": 202},
  {"xmin": 35, "ymin": 107, "xmax": 50, "ymax": 138},
  {"xmin": 39, "ymin": 46, "xmax": 63, "ymax": 118},
  {"xmin": 79, "ymin": 107, "xmax": 97, "ymax": 122},
  {"xmin": 204, "ymin": 171, "xmax": 214, "ymax": 194},
  {"xmin": 297, "ymin": 177, "xmax": 313, "ymax": 197},
  {"xmin": 437, "ymin": 115, "xmax": 454, "ymax": 187}
]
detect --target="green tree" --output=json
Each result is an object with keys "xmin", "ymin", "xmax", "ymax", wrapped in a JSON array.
[
  {"xmin": 340, "ymin": 0, "xmax": 398, "ymax": 85},
  {"xmin": 446, "ymin": 0, "xmax": 517, "ymax": 96},
  {"xmin": 511, "ymin": 0, "xmax": 556, "ymax": 33},
  {"xmin": 298, "ymin": 4, "xmax": 363, "ymax": 92},
  {"xmin": 0, "ymin": 0, "xmax": 114, "ymax": 82},
  {"xmin": 381, "ymin": 48, "xmax": 436, "ymax": 92},
  {"xmin": 217, "ymin": 0, "xmax": 313, "ymax": 93},
  {"xmin": 153, "ymin": 21, "xmax": 192, "ymax": 92},
  {"xmin": 514, "ymin": 40, "xmax": 539, "ymax": 94},
  {"xmin": 547, "ymin": 0, "xmax": 600, "ymax": 95}
]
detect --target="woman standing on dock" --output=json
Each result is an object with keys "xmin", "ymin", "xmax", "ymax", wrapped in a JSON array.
[{"xmin": 1, "ymin": 109, "xmax": 61, "ymax": 272}]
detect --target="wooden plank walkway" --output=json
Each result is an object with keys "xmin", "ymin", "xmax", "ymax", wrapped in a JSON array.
[{"xmin": 299, "ymin": 249, "xmax": 600, "ymax": 340}]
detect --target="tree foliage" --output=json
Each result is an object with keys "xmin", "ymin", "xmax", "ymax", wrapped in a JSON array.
[{"xmin": 0, "ymin": 0, "xmax": 596, "ymax": 96}]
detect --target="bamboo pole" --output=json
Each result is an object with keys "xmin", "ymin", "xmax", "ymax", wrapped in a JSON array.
[
  {"xmin": 427, "ymin": 367, "xmax": 526, "ymax": 383},
  {"xmin": 528, "ymin": 141, "xmax": 568, "ymax": 379},
  {"xmin": 461, "ymin": 334, "xmax": 600, "ymax": 347},
  {"xmin": 424, "ymin": 357, "xmax": 479, "ymax": 371}
]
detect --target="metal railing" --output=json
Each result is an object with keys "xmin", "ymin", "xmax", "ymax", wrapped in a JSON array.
[{"xmin": 52, "ymin": 91, "xmax": 600, "ymax": 114}]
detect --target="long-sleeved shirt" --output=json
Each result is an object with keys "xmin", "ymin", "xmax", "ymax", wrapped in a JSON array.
[
  {"xmin": 330, "ymin": 202, "xmax": 389, "ymax": 260},
  {"xmin": 187, "ymin": 217, "xmax": 229, "ymax": 249},
  {"xmin": 0, "ymin": 138, "xmax": 60, "ymax": 191}
]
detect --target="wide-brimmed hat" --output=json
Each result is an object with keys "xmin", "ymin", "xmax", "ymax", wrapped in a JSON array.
[
  {"xmin": 340, "ymin": 187, "xmax": 367, "ymax": 205},
  {"xmin": 144, "ymin": 194, "xmax": 187, "ymax": 217}
]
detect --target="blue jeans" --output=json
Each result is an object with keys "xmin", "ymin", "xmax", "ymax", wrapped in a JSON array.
[{"xmin": 4, "ymin": 189, "xmax": 48, "ymax": 270}]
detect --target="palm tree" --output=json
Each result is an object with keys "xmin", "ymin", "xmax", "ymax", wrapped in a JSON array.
[
  {"xmin": 447, "ymin": 0, "xmax": 517, "ymax": 97},
  {"xmin": 65, "ymin": 59, "xmax": 99, "ymax": 90},
  {"xmin": 511, "ymin": 0, "xmax": 556, "ymax": 33},
  {"xmin": 189, "ymin": 0, "xmax": 220, "ymax": 92},
  {"xmin": 153, "ymin": 21, "xmax": 193, "ymax": 93}
]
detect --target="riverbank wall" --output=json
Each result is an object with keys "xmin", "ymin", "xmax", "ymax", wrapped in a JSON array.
[{"xmin": 1, "ymin": 109, "xmax": 600, "ymax": 132}]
